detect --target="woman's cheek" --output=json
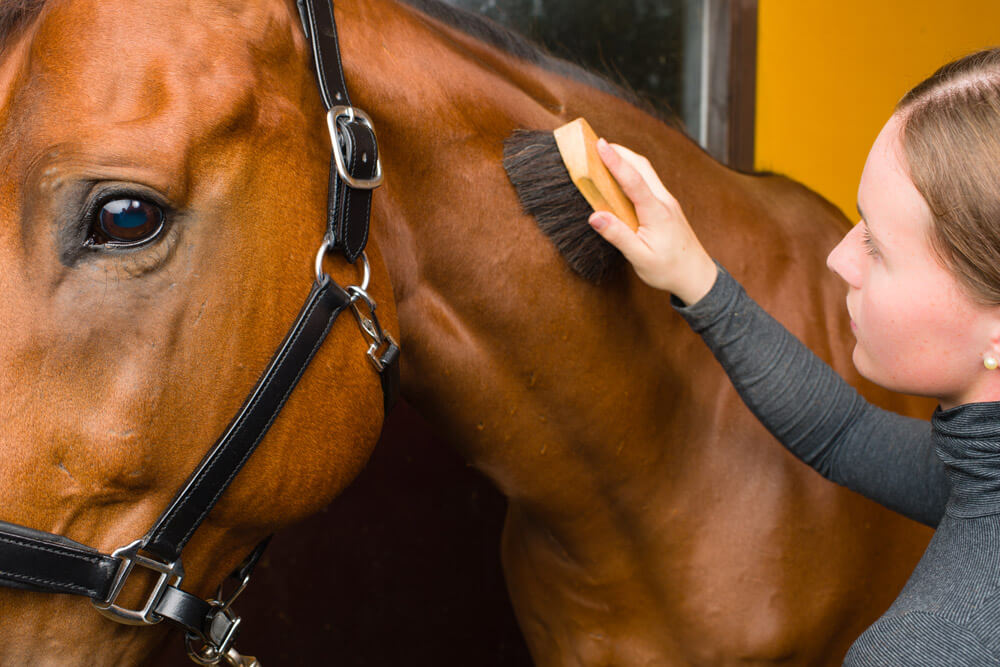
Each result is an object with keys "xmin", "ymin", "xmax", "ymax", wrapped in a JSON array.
[{"xmin": 852, "ymin": 294, "xmax": 903, "ymax": 384}]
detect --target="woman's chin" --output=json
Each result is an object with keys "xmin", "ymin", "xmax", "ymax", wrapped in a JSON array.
[
  {"xmin": 851, "ymin": 346, "xmax": 894, "ymax": 393},
  {"xmin": 851, "ymin": 345, "xmax": 872, "ymax": 381}
]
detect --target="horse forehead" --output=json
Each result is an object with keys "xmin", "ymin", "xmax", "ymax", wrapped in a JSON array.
[{"xmin": 24, "ymin": 0, "xmax": 297, "ymax": 127}]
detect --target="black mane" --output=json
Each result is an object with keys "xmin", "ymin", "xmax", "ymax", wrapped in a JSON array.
[
  {"xmin": 399, "ymin": 0, "xmax": 682, "ymax": 129},
  {"xmin": 0, "ymin": 0, "xmax": 45, "ymax": 53},
  {"xmin": 401, "ymin": 0, "xmax": 688, "ymax": 284}
]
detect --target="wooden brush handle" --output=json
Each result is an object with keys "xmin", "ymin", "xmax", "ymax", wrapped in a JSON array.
[{"xmin": 553, "ymin": 118, "xmax": 640, "ymax": 231}]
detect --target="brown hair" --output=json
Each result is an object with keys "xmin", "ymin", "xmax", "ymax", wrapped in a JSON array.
[{"xmin": 897, "ymin": 48, "xmax": 1000, "ymax": 304}]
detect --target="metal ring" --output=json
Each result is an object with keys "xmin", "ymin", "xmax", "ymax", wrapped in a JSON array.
[
  {"xmin": 185, "ymin": 635, "xmax": 223, "ymax": 666},
  {"xmin": 356, "ymin": 251, "xmax": 371, "ymax": 292},
  {"xmin": 315, "ymin": 243, "xmax": 371, "ymax": 293},
  {"xmin": 314, "ymin": 239, "xmax": 334, "ymax": 284}
]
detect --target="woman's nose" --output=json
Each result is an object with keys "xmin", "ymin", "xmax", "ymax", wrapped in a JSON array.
[{"xmin": 827, "ymin": 222, "xmax": 864, "ymax": 288}]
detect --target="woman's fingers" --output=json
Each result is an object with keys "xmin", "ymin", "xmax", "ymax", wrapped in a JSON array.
[
  {"xmin": 598, "ymin": 139, "xmax": 677, "ymax": 209},
  {"xmin": 590, "ymin": 138, "xmax": 716, "ymax": 300},
  {"xmin": 596, "ymin": 139, "xmax": 664, "ymax": 217},
  {"xmin": 589, "ymin": 211, "xmax": 651, "ymax": 265}
]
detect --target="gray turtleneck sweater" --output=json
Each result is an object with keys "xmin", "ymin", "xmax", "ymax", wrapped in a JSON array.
[{"xmin": 673, "ymin": 265, "xmax": 1000, "ymax": 666}]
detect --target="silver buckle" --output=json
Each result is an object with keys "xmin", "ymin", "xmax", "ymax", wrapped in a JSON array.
[
  {"xmin": 326, "ymin": 105, "xmax": 383, "ymax": 190},
  {"xmin": 91, "ymin": 539, "xmax": 184, "ymax": 625}
]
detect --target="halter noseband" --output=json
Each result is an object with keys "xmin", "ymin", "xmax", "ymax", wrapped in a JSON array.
[{"xmin": 0, "ymin": 2, "xmax": 395, "ymax": 664}]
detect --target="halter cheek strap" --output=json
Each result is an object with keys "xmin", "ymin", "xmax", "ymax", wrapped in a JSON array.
[{"xmin": 0, "ymin": 1, "xmax": 398, "ymax": 665}]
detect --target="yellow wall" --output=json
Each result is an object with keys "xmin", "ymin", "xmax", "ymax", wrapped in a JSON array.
[{"xmin": 754, "ymin": 1, "xmax": 1000, "ymax": 220}]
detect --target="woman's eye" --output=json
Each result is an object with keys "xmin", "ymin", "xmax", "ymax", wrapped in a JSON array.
[
  {"xmin": 92, "ymin": 198, "xmax": 164, "ymax": 246},
  {"xmin": 861, "ymin": 225, "xmax": 880, "ymax": 258}
]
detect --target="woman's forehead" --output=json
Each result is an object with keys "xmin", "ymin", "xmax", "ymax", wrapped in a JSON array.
[{"xmin": 857, "ymin": 115, "xmax": 933, "ymax": 238}]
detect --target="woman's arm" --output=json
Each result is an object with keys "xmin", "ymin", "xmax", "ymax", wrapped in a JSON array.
[
  {"xmin": 589, "ymin": 140, "xmax": 949, "ymax": 526},
  {"xmin": 675, "ymin": 263, "xmax": 948, "ymax": 526}
]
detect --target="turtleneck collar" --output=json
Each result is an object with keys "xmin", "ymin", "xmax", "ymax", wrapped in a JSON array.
[{"xmin": 933, "ymin": 401, "xmax": 1000, "ymax": 518}]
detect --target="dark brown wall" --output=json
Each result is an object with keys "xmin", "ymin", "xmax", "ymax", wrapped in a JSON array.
[{"xmin": 151, "ymin": 402, "xmax": 531, "ymax": 665}]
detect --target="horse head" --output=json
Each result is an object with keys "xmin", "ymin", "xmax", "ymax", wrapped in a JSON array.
[{"xmin": 0, "ymin": 0, "xmax": 396, "ymax": 662}]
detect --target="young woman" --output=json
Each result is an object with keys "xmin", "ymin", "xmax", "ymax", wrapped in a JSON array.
[{"xmin": 589, "ymin": 48, "xmax": 1000, "ymax": 664}]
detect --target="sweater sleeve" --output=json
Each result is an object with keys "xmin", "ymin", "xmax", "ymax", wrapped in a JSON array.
[
  {"xmin": 672, "ymin": 263, "xmax": 949, "ymax": 527},
  {"xmin": 844, "ymin": 612, "xmax": 1000, "ymax": 666}
]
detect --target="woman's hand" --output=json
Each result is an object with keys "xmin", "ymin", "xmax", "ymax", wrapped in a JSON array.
[{"xmin": 588, "ymin": 138, "xmax": 718, "ymax": 305}]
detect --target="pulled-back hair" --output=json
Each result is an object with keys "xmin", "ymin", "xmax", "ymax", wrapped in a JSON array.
[{"xmin": 897, "ymin": 48, "xmax": 1000, "ymax": 304}]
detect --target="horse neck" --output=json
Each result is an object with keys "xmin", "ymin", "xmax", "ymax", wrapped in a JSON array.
[
  {"xmin": 338, "ymin": 0, "xmax": 856, "ymax": 516},
  {"xmin": 340, "ymin": 0, "xmax": 790, "ymax": 291}
]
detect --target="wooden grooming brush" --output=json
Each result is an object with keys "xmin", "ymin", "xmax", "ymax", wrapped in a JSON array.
[
  {"xmin": 553, "ymin": 118, "xmax": 640, "ymax": 231},
  {"xmin": 502, "ymin": 118, "xmax": 636, "ymax": 283}
]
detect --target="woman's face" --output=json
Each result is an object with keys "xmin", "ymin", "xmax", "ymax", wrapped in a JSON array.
[{"xmin": 826, "ymin": 114, "xmax": 1000, "ymax": 408}]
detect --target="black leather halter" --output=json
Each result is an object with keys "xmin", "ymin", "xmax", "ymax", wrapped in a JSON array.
[{"xmin": 0, "ymin": 2, "xmax": 396, "ymax": 665}]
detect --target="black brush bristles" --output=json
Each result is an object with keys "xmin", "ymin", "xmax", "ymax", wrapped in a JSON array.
[{"xmin": 503, "ymin": 129, "xmax": 625, "ymax": 284}]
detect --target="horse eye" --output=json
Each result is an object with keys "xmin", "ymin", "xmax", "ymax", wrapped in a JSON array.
[{"xmin": 93, "ymin": 198, "xmax": 164, "ymax": 246}]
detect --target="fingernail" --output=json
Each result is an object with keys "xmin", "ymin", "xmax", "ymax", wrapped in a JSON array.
[
  {"xmin": 589, "ymin": 213, "xmax": 609, "ymax": 230},
  {"xmin": 596, "ymin": 138, "xmax": 608, "ymax": 151}
]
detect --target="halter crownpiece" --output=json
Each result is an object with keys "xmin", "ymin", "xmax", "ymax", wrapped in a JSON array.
[{"xmin": 0, "ymin": 1, "xmax": 397, "ymax": 664}]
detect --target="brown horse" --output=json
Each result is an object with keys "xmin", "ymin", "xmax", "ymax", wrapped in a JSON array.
[
  {"xmin": 5, "ymin": 0, "xmax": 934, "ymax": 664},
  {"xmin": 0, "ymin": 0, "xmax": 396, "ymax": 664}
]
